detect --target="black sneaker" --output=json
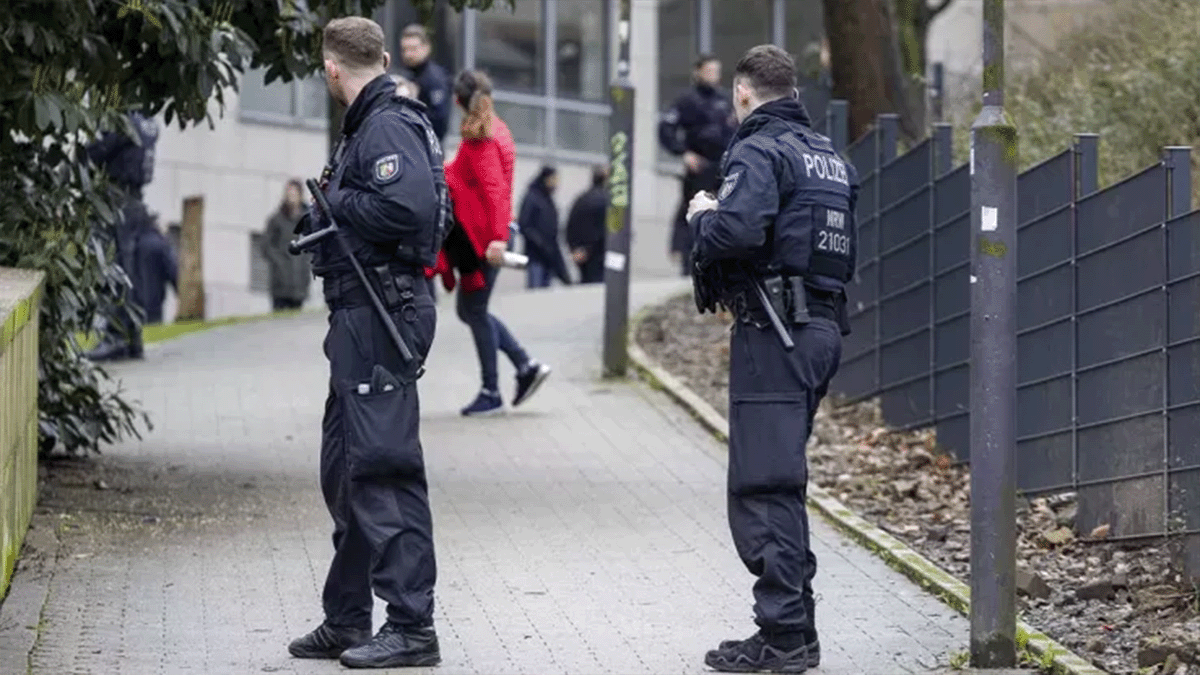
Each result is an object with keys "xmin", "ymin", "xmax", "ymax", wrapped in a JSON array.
[
  {"xmin": 338, "ymin": 622, "xmax": 441, "ymax": 669},
  {"xmin": 719, "ymin": 632, "xmax": 819, "ymax": 668},
  {"xmin": 287, "ymin": 622, "xmax": 371, "ymax": 659},
  {"xmin": 705, "ymin": 632, "xmax": 810, "ymax": 673},
  {"xmin": 513, "ymin": 360, "xmax": 551, "ymax": 407},
  {"xmin": 461, "ymin": 389, "xmax": 503, "ymax": 416}
]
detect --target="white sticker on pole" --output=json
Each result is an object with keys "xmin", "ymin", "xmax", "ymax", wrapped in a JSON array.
[
  {"xmin": 605, "ymin": 251, "xmax": 627, "ymax": 272},
  {"xmin": 970, "ymin": 145, "xmax": 975, "ymax": 175},
  {"xmin": 981, "ymin": 206, "xmax": 998, "ymax": 232}
]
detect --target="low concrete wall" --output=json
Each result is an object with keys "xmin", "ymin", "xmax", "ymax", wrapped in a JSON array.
[{"xmin": 0, "ymin": 267, "xmax": 44, "ymax": 599}]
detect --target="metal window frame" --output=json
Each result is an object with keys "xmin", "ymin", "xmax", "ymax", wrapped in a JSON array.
[
  {"xmin": 461, "ymin": 0, "xmax": 613, "ymax": 159},
  {"xmin": 238, "ymin": 73, "xmax": 327, "ymax": 130}
]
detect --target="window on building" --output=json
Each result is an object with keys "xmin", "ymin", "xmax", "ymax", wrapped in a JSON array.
[
  {"xmin": 494, "ymin": 100, "xmax": 547, "ymax": 146},
  {"xmin": 239, "ymin": 68, "xmax": 328, "ymax": 128},
  {"xmin": 656, "ymin": 0, "xmax": 696, "ymax": 167},
  {"xmin": 475, "ymin": 0, "xmax": 544, "ymax": 95},
  {"xmin": 556, "ymin": 0, "xmax": 607, "ymax": 102},
  {"xmin": 711, "ymin": 0, "xmax": 772, "ymax": 85}
]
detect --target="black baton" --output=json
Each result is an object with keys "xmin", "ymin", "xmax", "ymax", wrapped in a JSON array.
[
  {"xmin": 751, "ymin": 277, "xmax": 796, "ymax": 351},
  {"xmin": 301, "ymin": 179, "xmax": 422, "ymax": 374}
]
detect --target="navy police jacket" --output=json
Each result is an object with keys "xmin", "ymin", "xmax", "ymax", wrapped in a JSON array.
[
  {"xmin": 403, "ymin": 59, "xmax": 453, "ymax": 144},
  {"xmin": 689, "ymin": 97, "xmax": 860, "ymax": 306},
  {"xmin": 311, "ymin": 74, "xmax": 447, "ymax": 277},
  {"xmin": 658, "ymin": 83, "xmax": 737, "ymax": 165}
]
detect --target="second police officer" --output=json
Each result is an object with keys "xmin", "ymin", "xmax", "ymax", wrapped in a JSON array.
[
  {"xmin": 687, "ymin": 44, "xmax": 859, "ymax": 674},
  {"xmin": 287, "ymin": 16, "xmax": 447, "ymax": 670}
]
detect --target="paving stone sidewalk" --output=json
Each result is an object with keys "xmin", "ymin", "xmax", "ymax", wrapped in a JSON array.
[{"xmin": 0, "ymin": 277, "xmax": 969, "ymax": 675}]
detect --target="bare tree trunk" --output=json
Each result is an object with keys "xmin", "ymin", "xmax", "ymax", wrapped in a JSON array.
[{"xmin": 824, "ymin": 0, "xmax": 956, "ymax": 144}]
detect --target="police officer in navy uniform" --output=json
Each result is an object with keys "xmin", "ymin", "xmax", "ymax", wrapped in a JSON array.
[
  {"xmin": 85, "ymin": 110, "xmax": 159, "ymax": 362},
  {"xmin": 287, "ymin": 16, "xmax": 446, "ymax": 670},
  {"xmin": 398, "ymin": 23, "xmax": 452, "ymax": 146},
  {"xmin": 687, "ymin": 44, "xmax": 858, "ymax": 674},
  {"xmin": 659, "ymin": 54, "xmax": 737, "ymax": 276}
]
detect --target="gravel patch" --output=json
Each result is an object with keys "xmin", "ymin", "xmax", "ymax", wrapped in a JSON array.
[{"xmin": 636, "ymin": 293, "xmax": 1200, "ymax": 675}]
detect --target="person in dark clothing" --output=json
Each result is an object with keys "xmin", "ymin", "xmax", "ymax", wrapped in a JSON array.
[
  {"xmin": 85, "ymin": 110, "xmax": 159, "ymax": 361},
  {"xmin": 688, "ymin": 45, "xmax": 858, "ymax": 674},
  {"xmin": 517, "ymin": 166, "xmax": 571, "ymax": 289},
  {"xmin": 131, "ymin": 213, "xmax": 178, "ymax": 325},
  {"xmin": 659, "ymin": 54, "xmax": 737, "ymax": 276},
  {"xmin": 262, "ymin": 179, "xmax": 313, "ymax": 311},
  {"xmin": 565, "ymin": 164, "xmax": 608, "ymax": 284},
  {"xmin": 286, "ymin": 17, "xmax": 446, "ymax": 670},
  {"xmin": 398, "ymin": 23, "xmax": 452, "ymax": 145}
]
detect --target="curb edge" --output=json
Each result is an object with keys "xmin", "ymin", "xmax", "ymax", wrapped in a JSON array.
[{"xmin": 626, "ymin": 303, "xmax": 1108, "ymax": 675}]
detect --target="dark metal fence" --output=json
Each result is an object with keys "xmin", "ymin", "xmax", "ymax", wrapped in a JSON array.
[{"xmin": 818, "ymin": 105, "xmax": 1199, "ymax": 549}]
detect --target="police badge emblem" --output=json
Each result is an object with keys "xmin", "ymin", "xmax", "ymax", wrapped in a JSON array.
[
  {"xmin": 374, "ymin": 154, "xmax": 400, "ymax": 183},
  {"xmin": 718, "ymin": 171, "xmax": 741, "ymax": 200}
]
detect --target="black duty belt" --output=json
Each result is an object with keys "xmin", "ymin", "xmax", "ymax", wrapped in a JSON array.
[
  {"xmin": 727, "ymin": 276, "xmax": 842, "ymax": 326},
  {"xmin": 323, "ymin": 264, "xmax": 425, "ymax": 310}
]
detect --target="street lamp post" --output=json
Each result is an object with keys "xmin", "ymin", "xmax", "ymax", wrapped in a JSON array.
[
  {"xmin": 601, "ymin": 0, "xmax": 635, "ymax": 377},
  {"xmin": 969, "ymin": 0, "xmax": 1019, "ymax": 667}
]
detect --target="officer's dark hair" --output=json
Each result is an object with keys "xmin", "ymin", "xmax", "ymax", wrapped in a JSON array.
[
  {"xmin": 401, "ymin": 23, "xmax": 430, "ymax": 45},
  {"xmin": 454, "ymin": 69, "xmax": 495, "ymax": 139},
  {"xmin": 591, "ymin": 164, "xmax": 608, "ymax": 187},
  {"xmin": 693, "ymin": 53, "xmax": 718, "ymax": 70},
  {"xmin": 733, "ymin": 44, "xmax": 796, "ymax": 102},
  {"xmin": 323, "ymin": 17, "xmax": 386, "ymax": 72}
]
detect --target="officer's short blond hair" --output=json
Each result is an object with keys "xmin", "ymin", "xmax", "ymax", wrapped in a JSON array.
[{"xmin": 323, "ymin": 17, "xmax": 386, "ymax": 72}]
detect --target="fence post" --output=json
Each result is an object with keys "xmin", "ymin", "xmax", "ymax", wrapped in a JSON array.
[
  {"xmin": 177, "ymin": 195, "xmax": 206, "ymax": 322},
  {"xmin": 878, "ymin": 114, "xmax": 900, "ymax": 165},
  {"xmin": 932, "ymin": 123, "xmax": 953, "ymax": 176},
  {"xmin": 1166, "ymin": 146, "xmax": 1193, "ymax": 218},
  {"xmin": 872, "ymin": 115, "xmax": 899, "ymax": 396},
  {"xmin": 930, "ymin": 61, "xmax": 945, "ymax": 123},
  {"xmin": 601, "ymin": 0, "xmax": 635, "ymax": 378},
  {"xmin": 969, "ymin": 0, "xmax": 1018, "ymax": 665},
  {"xmin": 826, "ymin": 99, "xmax": 849, "ymax": 154},
  {"xmin": 1074, "ymin": 133, "xmax": 1099, "ymax": 197}
]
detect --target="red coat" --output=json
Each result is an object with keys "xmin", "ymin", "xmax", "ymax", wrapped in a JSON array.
[{"xmin": 426, "ymin": 118, "xmax": 517, "ymax": 292}]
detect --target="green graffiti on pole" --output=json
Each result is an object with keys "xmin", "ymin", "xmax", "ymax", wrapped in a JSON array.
[{"xmin": 607, "ymin": 131, "xmax": 629, "ymax": 234}]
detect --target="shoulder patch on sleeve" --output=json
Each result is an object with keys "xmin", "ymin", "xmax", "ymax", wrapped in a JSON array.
[
  {"xmin": 374, "ymin": 153, "xmax": 401, "ymax": 184},
  {"xmin": 661, "ymin": 109, "xmax": 679, "ymax": 124},
  {"xmin": 718, "ymin": 171, "xmax": 741, "ymax": 201},
  {"xmin": 430, "ymin": 89, "xmax": 445, "ymax": 106}
]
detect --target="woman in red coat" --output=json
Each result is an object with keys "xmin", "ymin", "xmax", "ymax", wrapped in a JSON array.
[{"xmin": 441, "ymin": 70, "xmax": 552, "ymax": 416}]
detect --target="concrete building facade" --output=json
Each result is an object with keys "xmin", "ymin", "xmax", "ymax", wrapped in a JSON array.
[{"xmin": 142, "ymin": 0, "xmax": 1090, "ymax": 321}]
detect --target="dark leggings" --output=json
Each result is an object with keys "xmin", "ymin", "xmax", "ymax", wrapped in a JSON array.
[{"xmin": 455, "ymin": 265, "xmax": 530, "ymax": 392}]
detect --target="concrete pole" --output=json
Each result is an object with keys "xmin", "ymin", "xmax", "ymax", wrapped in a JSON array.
[
  {"xmin": 601, "ymin": 0, "xmax": 635, "ymax": 377},
  {"xmin": 968, "ymin": 0, "xmax": 1018, "ymax": 667}
]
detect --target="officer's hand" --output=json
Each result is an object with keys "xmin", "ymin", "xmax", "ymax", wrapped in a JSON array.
[
  {"xmin": 686, "ymin": 190, "xmax": 718, "ymax": 222},
  {"xmin": 485, "ymin": 240, "xmax": 507, "ymax": 266}
]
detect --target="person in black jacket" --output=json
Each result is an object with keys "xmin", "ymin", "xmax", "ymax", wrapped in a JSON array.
[
  {"xmin": 517, "ymin": 165, "xmax": 571, "ymax": 289},
  {"xmin": 85, "ymin": 110, "xmax": 159, "ymax": 361},
  {"xmin": 659, "ymin": 54, "xmax": 737, "ymax": 276},
  {"xmin": 398, "ymin": 23, "xmax": 452, "ymax": 145},
  {"xmin": 565, "ymin": 164, "xmax": 608, "ymax": 284},
  {"xmin": 287, "ymin": 16, "xmax": 447, "ymax": 670},
  {"xmin": 131, "ymin": 213, "xmax": 178, "ymax": 325}
]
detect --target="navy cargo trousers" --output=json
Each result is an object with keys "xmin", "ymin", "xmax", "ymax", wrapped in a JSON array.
[
  {"xmin": 726, "ymin": 316, "xmax": 843, "ymax": 640},
  {"xmin": 318, "ymin": 272, "xmax": 438, "ymax": 631}
]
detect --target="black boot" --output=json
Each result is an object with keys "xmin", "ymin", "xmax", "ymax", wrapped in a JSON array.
[
  {"xmin": 705, "ymin": 631, "xmax": 810, "ymax": 673},
  {"xmin": 719, "ymin": 630, "xmax": 818, "ymax": 668},
  {"xmin": 338, "ymin": 622, "xmax": 440, "ymax": 669},
  {"xmin": 287, "ymin": 622, "xmax": 371, "ymax": 659}
]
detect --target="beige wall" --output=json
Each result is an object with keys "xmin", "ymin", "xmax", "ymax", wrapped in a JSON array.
[{"xmin": 144, "ymin": 2, "xmax": 681, "ymax": 322}]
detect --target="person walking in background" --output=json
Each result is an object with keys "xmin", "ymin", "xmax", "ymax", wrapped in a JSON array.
[
  {"xmin": 443, "ymin": 69, "xmax": 552, "ymax": 416},
  {"xmin": 565, "ymin": 164, "xmax": 608, "ymax": 284},
  {"xmin": 261, "ymin": 179, "xmax": 312, "ymax": 311},
  {"xmin": 85, "ymin": 110, "xmax": 159, "ymax": 361},
  {"xmin": 517, "ymin": 165, "xmax": 571, "ymax": 289},
  {"xmin": 131, "ymin": 212, "xmax": 178, "ymax": 325},
  {"xmin": 398, "ymin": 23, "xmax": 452, "ymax": 145},
  {"xmin": 659, "ymin": 54, "xmax": 737, "ymax": 277}
]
